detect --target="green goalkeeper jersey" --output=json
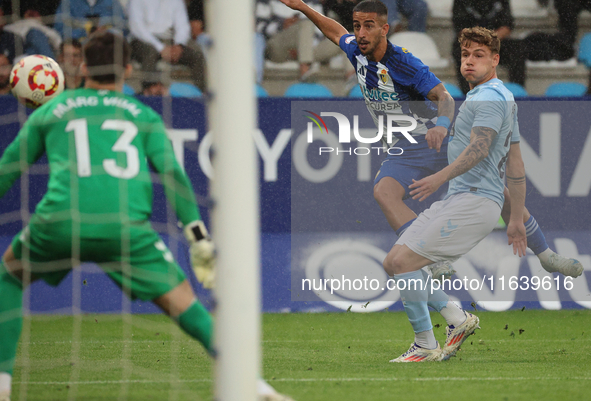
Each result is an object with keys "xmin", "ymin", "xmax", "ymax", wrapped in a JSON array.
[{"xmin": 0, "ymin": 88, "xmax": 201, "ymax": 238}]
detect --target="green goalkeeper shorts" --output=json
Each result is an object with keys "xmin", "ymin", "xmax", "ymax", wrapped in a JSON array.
[{"xmin": 10, "ymin": 222, "xmax": 187, "ymax": 301}]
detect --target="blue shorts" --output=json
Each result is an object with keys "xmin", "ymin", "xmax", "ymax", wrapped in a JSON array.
[{"xmin": 374, "ymin": 136, "xmax": 449, "ymax": 200}]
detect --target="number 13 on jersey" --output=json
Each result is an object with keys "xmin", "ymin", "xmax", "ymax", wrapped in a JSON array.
[{"xmin": 68, "ymin": 118, "xmax": 140, "ymax": 179}]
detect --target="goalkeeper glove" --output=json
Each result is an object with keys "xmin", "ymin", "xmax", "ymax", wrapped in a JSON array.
[{"xmin": 184, "ymin": 220, "xmax": 215, "ymax": 289}]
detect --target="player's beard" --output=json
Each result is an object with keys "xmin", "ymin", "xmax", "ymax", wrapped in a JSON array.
[
  {"xmin": 359, "ymin": 38, "xmax": 379, "ymax": 58},
  {"xmin": 0, "ymin": 76, "xmax": 9, "ymax": 90}
]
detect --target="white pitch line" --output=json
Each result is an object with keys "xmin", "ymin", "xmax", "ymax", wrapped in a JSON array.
[
  {"xmin": 270, "ymin": 376, "xmax": 591, "ymax": 382},
  {"xmin": 14, "ymin": 379, "xmax": 212, "ymax": 385},
  {"xmin": 14, "ymin": 376, "xmax": 591, "ymax": 385},
  {"xmin": 20, "ymin": 338, "xmax": 591, "ymax": 345}
]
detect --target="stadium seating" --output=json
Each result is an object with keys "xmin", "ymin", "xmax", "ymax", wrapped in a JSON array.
[
  {"xmin": 123, "ymin": 83, "xmax": 136, "ymax": 96},
  {"xmin": 443, "ymin": 82, "xmax": 464, "ymax": 99},
  {"xmin": 423, "ymin": 0, "xmax": 453, "ymax": 18},
  {"xmin": 256, "ymin": 84, "xmax": 269, "ymax": 97},
  {"xmin": 169, "ymin": 82, "xmax": 202, "ymax": 98},
  {"xmin": 284, "ymin": 82, "xmax": 333, "ymax": 98},
  {"xmin": 510, "ymin": 0, "xmax": 548, "ymax": 18},
  {"xmin": 578, "ymin": 33, "xmax": 591, "ymax": 68},
  {"xmin": 504, "ymin": 82, "xmax": 529, "ymax": 98},
  {"xmin": 544, "ymin": 82, "xmax": 587, "ymax": 97},
  {"xmin": 389, "ymin": 32, "xmax": 449, "ymax": 68},
  {"xmin": 348, "ymin": 85, "xmax": 363, "ymax": 98}
]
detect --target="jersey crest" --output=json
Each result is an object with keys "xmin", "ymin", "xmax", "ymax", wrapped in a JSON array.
[{"xmin": 379, "ymin": 69, "xmax": 389, "ymax": 85}]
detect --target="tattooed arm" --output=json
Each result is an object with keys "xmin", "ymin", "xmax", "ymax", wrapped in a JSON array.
[
  {"xmin": 409, "ymin": 126, "xmax": 497, "ymax": 201},
  {"xmin": 505, "ymin": 142, "xmax": 527, "ymax": 256},
  {"xmin": 445, "ymin": 126, "xmax": 497, "ymax": 181}
]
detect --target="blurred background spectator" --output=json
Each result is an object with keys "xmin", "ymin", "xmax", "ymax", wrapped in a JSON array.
[
  {"xmin": 128, "ymin": 0, "xmax": 207, "ymax": 92},
  {"xmin": 0, "ymin": 53, "xmax": 11, "ymax": 94},
  {"xmin": 1, "ymin": 0, "xmax": 60, "ymax": 18},
  {"xmin": 0, "ymin": 6, "xmax": 18, "ymax": 63},
  {"xmin": 3, "ymin": 3, "xmax": 62, "ymax": 59},
  {"xmin": 262, "ymin": 0, "xmax": 341, "ymax": 81},
  {"xmin": 141, "ymin": 80, "xmax": 168, "ymax": 96},
  {"xmin": 57, "ymin": 39, "xmax": 83, "ymax": 89},
  {"xmin": 381, "ymin": 0, "xmax": 428, "ymax": 33},
  {"xmin": 322, "ymin": 0, "xmax": 358, "ymax": 32},
  {"xmin": 256, "ymin": 0, "xmax": 274, "ymax": 84},
  {"xmin": 188, "ymin": 0, "xmax": 211, "ymax": 55},
  {"xmin": 517, "ymin": 0, "xmax": 589, "ymax": 66},
  {"xmin": 452, "ymin": 0, "xmax": 525, "ymax": 94},
  {"xmin": 555, "ymin": 0, "xmax": 591, "ymax": 50},
  {"xmin": 54, "ymin": 0, "xmax": 126, "ymax": 41}
]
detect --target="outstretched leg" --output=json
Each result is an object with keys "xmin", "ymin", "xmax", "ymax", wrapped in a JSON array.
[
  {"xmin": 373, "ymin": 177, "xmax": 417, "ymax": 234},
  {"xmin": 384, "ymin": 245, "xmax": 443, "ymax": 362},
  {"xmin": 502, "ymin": 187, "xmax": 583, "ymax": 277},
  {"xmin": 375, "ymin": 177, "xmax": 454, "ymax": 281},
  {"xmin": 153, "ymin": 280, "xmax": 214, "ymax": 354},
  {"xmin": 153, "ymin": 281, "xmax": 293, "ymax": 400},
  {"xmin": 0, "ymin": 246, "xmax": 27, "ymax": 400}
]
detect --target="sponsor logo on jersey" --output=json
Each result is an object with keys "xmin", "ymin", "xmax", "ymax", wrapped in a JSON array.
[
  {"xmin": 362, "ymin": 86, "xmax": 399, "ymax": 102},
  {"xmin": 345, "ymin": 35, "xmax": 355, "ymax": 44}
]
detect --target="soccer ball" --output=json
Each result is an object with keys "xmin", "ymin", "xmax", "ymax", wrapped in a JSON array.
[{"xmin": 9, "ymin": 55, "xmax": 65, "ymax": 108}]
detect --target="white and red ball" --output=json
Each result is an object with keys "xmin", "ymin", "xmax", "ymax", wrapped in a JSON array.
[{"xmin": 9, "ymin": 55, "xmax": 65, "ymax": 108}]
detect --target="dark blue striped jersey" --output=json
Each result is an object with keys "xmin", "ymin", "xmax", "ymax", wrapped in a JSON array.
[{"xmin": 339, "ymin": 34, "xmax": 442, "ymax": 145}]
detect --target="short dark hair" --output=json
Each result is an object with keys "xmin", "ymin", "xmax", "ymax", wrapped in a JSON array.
[
  {"xmin": 141, "ymin": 81, "xmax": 162, "ymax": 91},
  {"xmin": 83, "ymin": 31, "xmax": 130, "ymax": 83},
  {"xmin": 353, "ymin": 0, "xmax": 388, "ymax": 18},
  {"xmin": 59, "ymin": 38, "xmax": 82, "ymax": 55},
  {"xmin": 459, "ymin": 27, "xmax": 501, "ymax": 55}
]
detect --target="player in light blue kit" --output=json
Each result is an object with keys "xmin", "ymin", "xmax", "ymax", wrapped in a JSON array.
[{"xmin": 383, "ymin": 27, "xmax": 529, "ymax": 362}]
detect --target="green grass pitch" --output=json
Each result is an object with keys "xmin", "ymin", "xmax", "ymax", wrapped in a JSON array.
[{"xmin": 13, "ymin": 309, "xmax": 591, "ymax": 400}]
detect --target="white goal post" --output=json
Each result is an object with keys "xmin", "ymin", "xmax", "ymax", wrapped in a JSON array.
[{"xmin": 208, "ymin": 0, "xmax": 260, "ymax": 401}]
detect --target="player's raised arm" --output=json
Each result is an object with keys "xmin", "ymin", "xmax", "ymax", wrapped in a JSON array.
[
  {"xmin": 426, "ymin": 83, "xmax": 455, "ymax": 152},
  {"xmin": 278, "ymin": 0, "xmax": 348, "ymax": 45},
  {"xmin": 505, "ymin": 142, "xmax": 527, "ymax": 257},
  {"xmin": 409, "ymin": 125, "xmax": 497, "ymax": 201},
  {"xmin": 144, "ymin": 117, "xmax": 216, "ymax": 288}
]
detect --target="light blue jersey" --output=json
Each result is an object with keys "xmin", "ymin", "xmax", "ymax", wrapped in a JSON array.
[{"xmin": 446, "ymin": 78, "xmax": 520, "ymax": 207}]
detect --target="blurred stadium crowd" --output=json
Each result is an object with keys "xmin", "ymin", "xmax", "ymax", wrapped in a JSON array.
[{"xmin": 0, "ymin": 0, "xmax": 590, "ymax": 97}]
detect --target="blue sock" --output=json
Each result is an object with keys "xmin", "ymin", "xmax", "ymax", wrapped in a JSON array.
[
  {"xmin": 396, "ymin": 218, "xmax": 416, "ymax": 237},
  {"xmin": 524, "ymin": 216, "xmax": 549, "ymax": 255},
  {"xmin": 394, "ymin": 270, "xmax": 432, "ymax": 334},
  {"xmin": 421, "ymin": 269, "xmax": 449, "ymax": 312}
]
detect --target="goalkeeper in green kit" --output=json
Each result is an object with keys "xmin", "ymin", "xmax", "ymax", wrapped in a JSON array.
[{"xmin": 0, "ymin": 31, "xmax": 233, "ymax": 401}]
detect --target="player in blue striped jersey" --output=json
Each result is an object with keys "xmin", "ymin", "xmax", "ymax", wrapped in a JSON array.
[
  {"xmin": 278, "ymin": 0, "xmax": 457, "ymax": 271},
  {"xmin": 279, "ymin": 0, "xmax": 582, "ymax": 282}
]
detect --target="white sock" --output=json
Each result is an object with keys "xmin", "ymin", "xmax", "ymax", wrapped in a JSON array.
[
  {"xmin": 257, "ymin": 379, "xmax": 277, "ymax": 396},
  {"xmin": 415, "ymin": 329, "xmax": 438, "ymax": 349},
  {"xmin": 0, "ymin": 373, "xmax": 11, "ymax": 395},
  {"xmin": 439, "ymin": 301, "xmax": 466, "ymax": 327},
  {"xmin": 537, "ymin": 249, "xmax": 556, "ymax": 271}
]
